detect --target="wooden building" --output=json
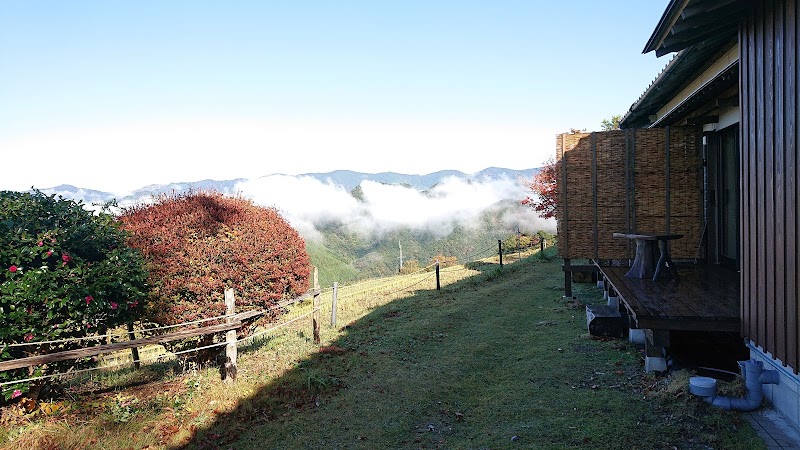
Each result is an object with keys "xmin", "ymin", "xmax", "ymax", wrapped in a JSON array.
[{"xmin": 556, "ymin": 0, "xmax": 800, "ymax": 428}]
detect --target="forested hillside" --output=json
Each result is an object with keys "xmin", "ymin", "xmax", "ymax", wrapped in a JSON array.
[{"xmin": 306, "ymin": 198, "xmax": 552, "ymax": 287}]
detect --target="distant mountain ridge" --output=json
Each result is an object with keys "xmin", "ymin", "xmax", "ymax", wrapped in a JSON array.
[
  {"xmin": 37, "ymin": 167, "xmax": 539, "ymax": 204},
  {"xmin": 299, "ymin": 167, "xmax": 537, "ymax": 190}
]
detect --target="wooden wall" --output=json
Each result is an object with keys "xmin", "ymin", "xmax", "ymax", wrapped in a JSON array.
[
  {"xmin": 555, "ymin": 127, "xmax": 703, "ymax": 260},
  {"xmin": 740, "ymin": 0, "xmax": 800, "ymax": 373}
]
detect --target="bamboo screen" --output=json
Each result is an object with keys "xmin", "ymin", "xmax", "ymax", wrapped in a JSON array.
[{"xmin": 555, "ymin": 127, "xmax": 703, "ymax": 260}]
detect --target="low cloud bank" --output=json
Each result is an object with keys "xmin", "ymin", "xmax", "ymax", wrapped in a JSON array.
[{"xmin": 235, "ymin": 174, "xmax": 555, "ymax": 241}]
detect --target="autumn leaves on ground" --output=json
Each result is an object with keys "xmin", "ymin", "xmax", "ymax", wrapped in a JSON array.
[{"xmin": 0, "ymin": 249, "xmax": 765, "ymax": 450}]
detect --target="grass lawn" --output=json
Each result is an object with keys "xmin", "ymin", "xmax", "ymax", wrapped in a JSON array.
[{"xmin": 0, "ymin": 249, "xmax": 766, "ymax": 449}]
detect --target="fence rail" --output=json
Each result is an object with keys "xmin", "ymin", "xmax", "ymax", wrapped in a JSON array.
[{"xmin": 0, "ymin": 288, "xmax": 320, "ymax": 384}]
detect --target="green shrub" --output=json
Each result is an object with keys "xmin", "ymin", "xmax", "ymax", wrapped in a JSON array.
[
  {"xmin": 501, "ymin": 233, "xmax": 539, "ymax": 254},
  {"xmin": 119, "ymin": 191, "xmax": 311, "ymax": 338},
  {"xmin": 428, "ymin": 254, "xmax": 458, "ymax": 269},
  {"xmin": 0, "ymin": 191, "xmax": 149, "ymax": 400},
  {"xmin": 399, "ymin": 259, "xmax": 421, "ymax": 275}
]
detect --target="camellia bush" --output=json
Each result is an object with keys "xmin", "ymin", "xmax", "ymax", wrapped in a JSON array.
[
  {"xmin": 0, "ymin": 191, "xmax": 149, "ymax": 400},
  {"xmin": 118, "ymin": 191, "xmax": 311, "ymax": 340}
]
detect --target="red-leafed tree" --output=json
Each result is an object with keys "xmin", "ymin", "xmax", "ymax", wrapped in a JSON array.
[
  {"xmin": 119, "ymin": 191, "xmax": 311, "ymax": 332},
  {"xmin": 521, "ymin": 157, "xmax": 558, "ymax": 219}
]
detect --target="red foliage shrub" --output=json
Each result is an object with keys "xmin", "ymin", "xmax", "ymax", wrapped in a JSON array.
[
  {"xmin": 119, "ymin": 191, "xmax": 311, "ymax": 327},
  {"xmin": 521, "ymin": 157, "xmax": 558, "ymax": 219}
]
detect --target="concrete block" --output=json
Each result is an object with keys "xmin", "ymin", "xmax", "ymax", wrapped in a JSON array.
[
  {"xmin": 629, "ymin": 328, "xmax": 646, "ymax": 345},
  {"xmin": 645, "ymin": 356, "xmax": 668, "ymax": 373},
  {"xmin": 750, "ymin": 346, "xmax": 800, "ymax": 430},
  {"xmin": 772, "ymin": 374, "xmax": 800, "ymax": 428}
]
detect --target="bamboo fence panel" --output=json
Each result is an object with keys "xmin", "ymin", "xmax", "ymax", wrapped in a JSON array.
[{"xmin": 556, "ymin": 127, "xmax": 703, "ymax": 260}]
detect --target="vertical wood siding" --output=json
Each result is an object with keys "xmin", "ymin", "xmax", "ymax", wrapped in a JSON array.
[{"xmin": 741, "ymin": 0, "xmax": 800, "ymax": 373}]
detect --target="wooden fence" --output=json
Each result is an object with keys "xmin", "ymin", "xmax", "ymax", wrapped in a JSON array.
[
  {"xmin": 1, "ymin": 241, "xmax": 547, "ymax": 389},
  {"xmin": 0, "ymin": 285, "xmax": 322, "ymax": 386}
]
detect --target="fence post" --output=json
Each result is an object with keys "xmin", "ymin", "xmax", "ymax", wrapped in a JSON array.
[
  {"xmin": 313, "ymin": 268, "xmax": 321, "ymax": 344},
  {"xmin": 224, "ymin": 288, "xmax": 237, "ymax": 384},
  {"xmin": 127, "ymin": 322, "xmax": 140, "ymax": 370},
  {"xmin": 498, "ymin": 240, "xmax": 503, "ymax": 267},
  {"xmin": 435, "ymin": 260, "xmax": 441, "ymax": 291},
  {"xmin": 331, "ymin": 282, "xmax": 338, "ymax": 327}
]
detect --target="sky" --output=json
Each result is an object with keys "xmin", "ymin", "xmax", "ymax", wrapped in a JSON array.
[{"xmin": 0, "ymin": 1, "xmax": 673, "ymax": 194}]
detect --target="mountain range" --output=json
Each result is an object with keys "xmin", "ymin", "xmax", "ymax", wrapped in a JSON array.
[{"xmin": 37, "ymin": 167, "xmax": 539, "ymax": 205}]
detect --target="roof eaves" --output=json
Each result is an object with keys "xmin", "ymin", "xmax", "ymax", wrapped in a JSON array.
[
  {"xmin": 619, "ymin": 52, "xmax": 683, "ymax": 129},
  {"xmin": 620, "ymin": 33, "xmax": 736, "ymax": 129},
  {"xmin": 643, "ymin": 0, "xmax": 689, "ymax": 54}
]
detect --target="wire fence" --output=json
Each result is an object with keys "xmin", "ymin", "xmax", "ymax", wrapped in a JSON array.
[{"xmin": 0, "ymin": 237, "xmax": 551, "ymax": 394}]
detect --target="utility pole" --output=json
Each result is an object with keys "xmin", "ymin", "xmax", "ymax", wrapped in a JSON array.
[{"xmin": 398, "ymin": 241, "xmax": 403, "ymax": 273}]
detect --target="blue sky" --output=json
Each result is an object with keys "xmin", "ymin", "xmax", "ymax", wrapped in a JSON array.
[{"xmin": 0, "ymin": 1, "xmax": 672, "ymax": 193}]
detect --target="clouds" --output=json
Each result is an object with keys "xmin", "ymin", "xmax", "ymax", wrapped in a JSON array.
[
  {"xmin": 0, "ymin": 118, "xmax": 557, "ymax": 194},
  {"xmin": 235, "ymin": 175, "xmax": 361, "ymax": 240},
  {"xmin": 235, "ymin": 173, "xmax": 555, "ymax": 241}
]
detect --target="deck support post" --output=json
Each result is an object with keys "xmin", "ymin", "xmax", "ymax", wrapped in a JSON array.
[
  {"xmin": 563, "ymin": 258, "xmax": 573, "ymax": 298},
  {"xmin": 607, "ymin": 287, "xmax": 619, "ymax": 310},
  {"xmin": 644, "ymin": 329, "xmax": 670, "ymax": 373}
]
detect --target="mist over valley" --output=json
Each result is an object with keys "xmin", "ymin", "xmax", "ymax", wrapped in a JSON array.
[{"xmin": 36, "ymin": 167, "xmax": 554, "ymax": 285}]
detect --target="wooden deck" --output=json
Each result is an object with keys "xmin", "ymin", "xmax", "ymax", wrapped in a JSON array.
[{"xmin": 599, "ymin": 265, "xmax": 740, "ymax": 332}]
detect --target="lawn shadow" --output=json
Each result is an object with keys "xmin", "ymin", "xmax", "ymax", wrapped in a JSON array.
[{"xmin": 174, "ymin": 252, "xmax": 564, "ymax": 449}]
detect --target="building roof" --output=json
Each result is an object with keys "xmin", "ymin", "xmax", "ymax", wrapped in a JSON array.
[
  {"xmin": 620, "ymin": 0, "xmax": 745, "ymax": 128},
  {"xmin": 620, "ymin": 34, "xmax": 736, "ymax": 129},
  {"xmin": 643, "ymin": 0, "xmax": 747, "ymax": 56}
]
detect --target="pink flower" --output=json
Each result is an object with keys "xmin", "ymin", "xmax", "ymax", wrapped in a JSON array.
[
  {"xmin": 8, "ymin": 265, "xmax": 17, "ymax": 273},
  {"xmin": 110, "ymin": 301, "xmax": 118, "ymax": 310},
  {"xmin": 61, "ymin": 253, "xmax": 71, "ymax": 263},
  {"xmin": 130, "ymin": 300, "xmax": 139, "ymax": 308},
  {"xmin": 85, "ymin": 295, "xmax": 93, "ymax": 305},
  {"xmin": 46, "ymin": 250, "xmax": 53, "ymax": 257},
  {"xmin": 86, "ymin": 323, "xmax": 91, "ymax": 328},
  {"xmin": 11, "ymin": 390, "xmax": 22, "ymax": 399},
  {"xmin": 38, "ymin": 241, "xmax": 43, "ymax": 247},
  {"xmin": 23, "ymin": 333, "xmax": 33, "ymax": 342}
]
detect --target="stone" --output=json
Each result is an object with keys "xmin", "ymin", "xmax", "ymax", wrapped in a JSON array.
[{"xmin": 586, "ymin": 304, "xmax": 626, "ymax": 339}]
